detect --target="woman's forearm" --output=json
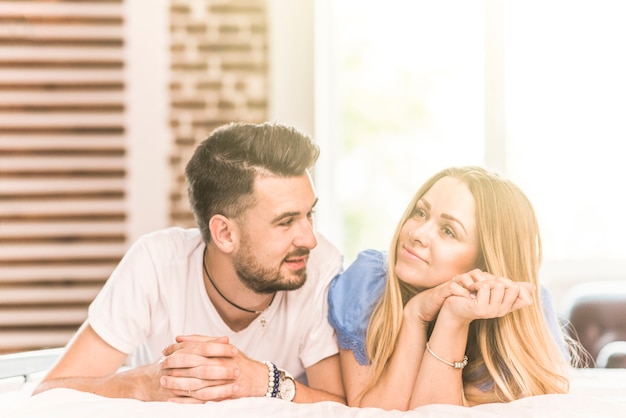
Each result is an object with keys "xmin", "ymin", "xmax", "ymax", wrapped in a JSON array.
[
  {"xmin": 410, "ymin": 310, "xmax": 470, "ymax": 408},
  {"xmin": 357, "ymin": 312, "xmax": 428, "ymax": 410}
]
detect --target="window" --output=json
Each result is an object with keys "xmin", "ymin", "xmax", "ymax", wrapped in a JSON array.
[
  {"xmin": 504, "ymin": 0, "xmax": 626, "ymax": 289},
  {"xmin": 321, "ymin": 0, "xmax": 484, "ymax": 262},
  {"xmin": 315, "ymin": 0, "xmax": 626, "ymax": 309}
]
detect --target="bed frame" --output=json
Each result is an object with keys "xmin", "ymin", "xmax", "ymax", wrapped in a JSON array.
[{"xmin": 0, "ymin": 348, "xmax": 62, "ymax": 383}]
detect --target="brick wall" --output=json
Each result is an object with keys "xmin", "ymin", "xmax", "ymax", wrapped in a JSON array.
[
  {"xmin": 168, "ymin": 0, "xmax": 269, "ymax": 226},
  {"xmin": 0, "ymin": 0, "xmax": 270, "ymax": 353}
]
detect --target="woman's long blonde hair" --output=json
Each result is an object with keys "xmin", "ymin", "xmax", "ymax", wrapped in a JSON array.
[{"xmin": 365, "ymin": 166, "xmax": 573, "ymax": 404}]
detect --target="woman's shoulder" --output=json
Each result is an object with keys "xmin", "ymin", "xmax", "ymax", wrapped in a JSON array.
[
  {"xmin": 327, "ymin": 249, "xmax": 389, "ymax": 364},
  {"xmin": 331, "ymin": 249, "xmax": 388, "ymax": 297}
]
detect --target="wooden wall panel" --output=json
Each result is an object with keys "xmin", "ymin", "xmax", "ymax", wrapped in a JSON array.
[{"xmin": 0, "ymin": 0, "xmax": 126, "ymax": 353}]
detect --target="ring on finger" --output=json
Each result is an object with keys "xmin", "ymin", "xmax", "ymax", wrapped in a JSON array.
[{"xmin": 188, "ymin": 389, "xmax": 191, "ymax": 396}]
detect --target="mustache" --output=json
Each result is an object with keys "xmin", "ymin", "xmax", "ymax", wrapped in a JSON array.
[{"xmin": 284, "ymin": 248, "xmax": 310, "ymax": 260}]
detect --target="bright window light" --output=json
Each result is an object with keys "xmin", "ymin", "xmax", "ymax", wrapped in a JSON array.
[{"xmin": 320, "ymin": 0, "xmax": 626, "ymax": 305}]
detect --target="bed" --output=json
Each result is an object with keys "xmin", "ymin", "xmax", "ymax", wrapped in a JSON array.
[{"xmin": 2, "ymin": 348, "xmax": 626, "ymax": 418}]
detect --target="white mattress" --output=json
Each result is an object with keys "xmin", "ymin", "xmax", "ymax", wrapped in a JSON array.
[{"xmin": 2, "ymin": 367, "xmax": 625, "ymax": 418}]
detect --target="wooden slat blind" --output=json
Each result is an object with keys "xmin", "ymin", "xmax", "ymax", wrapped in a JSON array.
[{"xmin": 0, "ymin": 0, "xmax": 126, "ymax": 354}]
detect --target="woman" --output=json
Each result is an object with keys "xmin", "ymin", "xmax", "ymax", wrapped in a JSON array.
[{"xmin": 328, "ymin": 166, "xmax": 577, "ymax": 409}]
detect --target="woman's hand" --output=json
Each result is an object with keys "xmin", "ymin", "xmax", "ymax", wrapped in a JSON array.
[
  {"xmin": 404, "ymin": 275, "xmax": 473, "ymax": 326},
  {"xmin": 440, "ymin": 271, "xmax": 534, "ymax": 323}
]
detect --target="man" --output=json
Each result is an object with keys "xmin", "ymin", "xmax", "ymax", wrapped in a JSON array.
[{"xmin": 33, "ymin": 122, "xmax": 345, "ymax": 404}]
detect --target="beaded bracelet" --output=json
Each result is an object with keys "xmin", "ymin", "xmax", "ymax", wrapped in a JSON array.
[
  {"xmin": 425, "ymin": 342, "xmax": 468, "ymax": 369},
  {"xmin": 263, "ymin": 361, "xmax": 280, "ymax": 397}
]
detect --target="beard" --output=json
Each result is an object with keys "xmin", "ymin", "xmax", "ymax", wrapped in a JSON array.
[{"xmin": 234, "ymin": 239, "xmax": 309, "ymax": 294}]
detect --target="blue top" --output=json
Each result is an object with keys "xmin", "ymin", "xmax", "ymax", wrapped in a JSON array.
[{"xmin": 328, "ymin": 249, "xmax": 568, "ymax": 366}]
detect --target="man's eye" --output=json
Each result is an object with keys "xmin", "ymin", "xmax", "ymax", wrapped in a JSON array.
[{"xmin": 280, "ymin": 218, "xmax": 294, "ymax": 226}]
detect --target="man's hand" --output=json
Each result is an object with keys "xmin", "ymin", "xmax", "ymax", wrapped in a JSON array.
[
  {"xmin": 159, "ymin": 334, "xmax": 266, "ymax": 403},
  {"xmin": 116, "ymin": 362, "xmax": 179, "ymax": 401},
  {"xmin": 33, "ymin": 323, "xmax": 177, "ymax": 401}
]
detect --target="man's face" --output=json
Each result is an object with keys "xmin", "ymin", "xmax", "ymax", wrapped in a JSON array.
[{"xmin": 233, "ymin": 173, "xmax": 318, "ymax": 294}]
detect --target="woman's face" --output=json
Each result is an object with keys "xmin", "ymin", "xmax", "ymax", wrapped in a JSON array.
[{"xmin": 394, "ymin": 176, "xmax": 480, "ymax": 290}]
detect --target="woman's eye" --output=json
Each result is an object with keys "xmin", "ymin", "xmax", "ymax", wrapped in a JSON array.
[
  {"xmin": 415, "ymin": 208, "xmax": 426, "ymax": 218},
  {"xmin": 443, "ymin": 226, "xmax": 456, "ymax": 238}
]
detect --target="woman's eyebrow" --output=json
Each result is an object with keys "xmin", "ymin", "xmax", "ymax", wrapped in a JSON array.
[{"xmin": 442, "ymin": 213, "xmax": 468, "ymax": 235}]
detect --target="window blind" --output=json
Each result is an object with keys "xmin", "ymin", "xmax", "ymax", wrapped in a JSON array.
[{"xmin": 0, "ymin": 0, "xmax": 126, "ymax": 353}]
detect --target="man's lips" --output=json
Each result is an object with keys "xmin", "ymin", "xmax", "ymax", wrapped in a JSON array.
[
  {"xmin": 283, "ymin": 253, "xmax": 309, "ymax": 269},
  {"xmin": 285, "ymin": 255, "xmax": 308, "ymax": 264}
]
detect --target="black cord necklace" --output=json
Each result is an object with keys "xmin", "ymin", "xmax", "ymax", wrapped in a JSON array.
[{"xmin": 202, "ymin": 246, "xmax": 275, "ymax": 315}]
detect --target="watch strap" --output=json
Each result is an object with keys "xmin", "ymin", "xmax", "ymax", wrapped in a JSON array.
[{"xmin": 276, "ymin": 368, "xmax": 296, "ymax": 401}]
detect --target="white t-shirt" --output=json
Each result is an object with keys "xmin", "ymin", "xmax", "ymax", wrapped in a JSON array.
[{"xmin": 88, "ymin": 227, "xmax": 343, "ymax": 382}]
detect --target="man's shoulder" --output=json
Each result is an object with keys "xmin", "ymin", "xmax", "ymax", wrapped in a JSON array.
[
  {"xmin": 306, "ymin": 232, "xmax": 343, "ymax": 282},
  {"xmin": 135, "ymin": 227, "xmax": 203, "ymax": 256},
  {"xmin": 140, "ymin": 226, "xmax": 202, "ymax": 243},
  {"xmin": 311, "ymin": 231, "xmax": 341, "ymax": 256}
]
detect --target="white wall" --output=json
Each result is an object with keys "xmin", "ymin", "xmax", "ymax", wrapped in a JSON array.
[{"xmin": 124, "ymin": 0, "xmax": 171, "ymax": 244}]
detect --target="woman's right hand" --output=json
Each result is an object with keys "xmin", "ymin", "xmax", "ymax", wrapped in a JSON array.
[{"xmin": 404, "ymin": 274, "xmax": 474, "ymax": 326}]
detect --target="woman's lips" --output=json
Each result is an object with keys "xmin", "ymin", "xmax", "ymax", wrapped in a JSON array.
[{"xmin": 401, "ymin": 245, "xmax": 428, "ymax": 264}]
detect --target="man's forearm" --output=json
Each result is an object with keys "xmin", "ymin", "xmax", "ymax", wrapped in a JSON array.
[{"xmin": 32, "ymin": 364, "xmax": 166, "ymax": 401}]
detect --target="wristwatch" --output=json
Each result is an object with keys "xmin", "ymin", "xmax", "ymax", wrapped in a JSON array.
[{"xmin": 276, "ymin": 368, "xmax": 296, "ymax": 401}]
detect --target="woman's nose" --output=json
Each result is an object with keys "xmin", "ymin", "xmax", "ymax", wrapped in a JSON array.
[{"xmin": 408, "ymin": 222, "xmax": 432, "ymax": 245}]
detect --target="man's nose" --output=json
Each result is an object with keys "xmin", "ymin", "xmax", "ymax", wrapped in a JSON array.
[{"xmin": 295, "ymin": 218, "xmax": 317, "ymax": 249}]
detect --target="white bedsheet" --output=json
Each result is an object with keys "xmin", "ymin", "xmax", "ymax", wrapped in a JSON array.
[{"xmin": 2, "ymin": 369, "xmax": 626, "ymax": 418}]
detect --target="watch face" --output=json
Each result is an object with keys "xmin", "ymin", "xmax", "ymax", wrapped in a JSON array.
[{"xmin": 278, "ymin": 375, "xmax": 296, "ymax": 401}]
